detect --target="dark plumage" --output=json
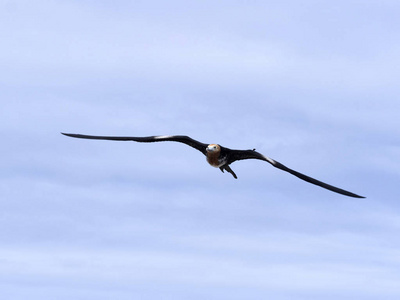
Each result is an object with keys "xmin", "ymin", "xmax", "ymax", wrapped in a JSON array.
[{"xmin": 61, "ymin": 133, "xmax": 365, "ymax": 198}]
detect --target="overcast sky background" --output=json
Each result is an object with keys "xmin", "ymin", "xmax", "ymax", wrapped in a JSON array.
[{"xmin": 1, "ymin": 0, "xmax": 400, "ymax": 299}]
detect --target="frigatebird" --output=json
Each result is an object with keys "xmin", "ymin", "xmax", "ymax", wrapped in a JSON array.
[{"xmin": 61, "ymin": 133, "xmax": 364, "ymax": 198}]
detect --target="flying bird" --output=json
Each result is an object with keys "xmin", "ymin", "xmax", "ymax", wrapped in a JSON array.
[{"xmin": 61, "ymin": 133, "xmax": 364, "ymax": 198}]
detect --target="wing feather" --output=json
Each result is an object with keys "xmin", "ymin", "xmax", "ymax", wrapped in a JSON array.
[
  {"xmin": 61, "ymin": 133, "xmax": 208, "ymax": 155},
  {"xmin": 228, "ymin": 149, "xmax": 365, "ymax": 198}
]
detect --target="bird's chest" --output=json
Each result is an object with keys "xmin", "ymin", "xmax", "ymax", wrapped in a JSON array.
[{"xmin": 206, "ymin": 152, "xmax": 227, "ymax": 167}]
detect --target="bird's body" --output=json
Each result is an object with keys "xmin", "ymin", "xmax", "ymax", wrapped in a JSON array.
[
  {"xmin": 61, "ymin": 133, "xmax": 364, "ymax": 198},
  {"xmin": 206, "ymin": 144, "xmax": 225, "ymax": 167}
]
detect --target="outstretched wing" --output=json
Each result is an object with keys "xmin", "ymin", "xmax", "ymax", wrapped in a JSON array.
[
  {"xmin": 227, "ymin": 149, "xmax": 365, "ymax": 198},
  {"xmin": 61, "ymin": 133, "xmax": 208, "ymax": 155}
]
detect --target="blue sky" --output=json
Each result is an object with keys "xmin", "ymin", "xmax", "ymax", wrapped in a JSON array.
[{"xmin": 1, "ymin": 0, "xmax": 400, "ymax": 299}]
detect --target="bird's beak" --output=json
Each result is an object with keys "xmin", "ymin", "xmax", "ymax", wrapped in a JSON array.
[{"xmin": 206, "ymin": 144, "xmax": 218, "ymax": 153}]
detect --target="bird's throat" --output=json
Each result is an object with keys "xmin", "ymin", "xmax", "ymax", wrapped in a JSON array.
[{"xmin": 206, "ymin": 152, "xmax": 222, "ymax": 167}]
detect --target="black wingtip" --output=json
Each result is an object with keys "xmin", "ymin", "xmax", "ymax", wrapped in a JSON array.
[
  {"xmin": 341, "ymin": 190, "xmax": 365, "ymax": 198},
  {"xmin": 61, "ymin": 132, "xmax": 81, "ymax": 138},
  {"xmin": 338, "ymin": 192, "xmax": 365, "ymax": 199}
]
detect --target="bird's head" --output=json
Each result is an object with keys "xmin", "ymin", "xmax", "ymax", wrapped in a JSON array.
[{"xmin": 206, "ymin": 144, "xmax": 221, "ymax": 153}]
